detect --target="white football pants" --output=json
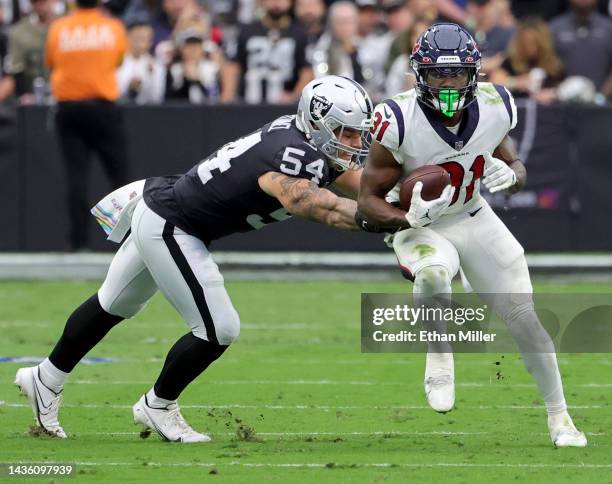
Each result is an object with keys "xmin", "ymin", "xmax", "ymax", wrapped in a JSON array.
[{"xmin": 97, "ymin": 200, "xmax": 240, "ymax": 345}]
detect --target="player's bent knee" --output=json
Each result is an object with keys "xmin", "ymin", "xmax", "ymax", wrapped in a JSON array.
[
  {"xmin": 414, "ymin": 265, "xmax": 452, "ymax": 296},
  {"xmin": 192, "ymin": 308, "xmax": 241, "ymax": 345},
  {"xmin": 216, "ymin": 308, "xmax": 241, "ymax": 345}
]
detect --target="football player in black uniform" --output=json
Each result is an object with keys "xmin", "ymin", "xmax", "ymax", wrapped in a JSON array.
[{"xmin": 15, "ymin": 76, "xmax": 374, "ymax": 442}]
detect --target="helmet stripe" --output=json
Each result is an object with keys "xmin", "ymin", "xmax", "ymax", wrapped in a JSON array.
[{"xmin": 340, "ymin": 76, "xmax": 372, "ymax": 113}]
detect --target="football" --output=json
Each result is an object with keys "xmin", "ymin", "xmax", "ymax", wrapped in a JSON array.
[{"xmin": 399, "ymin": 165, "xmax": 452, "ymax": 211}]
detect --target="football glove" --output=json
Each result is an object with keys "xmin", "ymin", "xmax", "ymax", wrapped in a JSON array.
[
  {"xmin": 406, "ymin": 182, "xmax": 453, "ymax": 228},
  {"xmin": 482, "ymin": 151, "xmax": 517, "ymax": 193}
]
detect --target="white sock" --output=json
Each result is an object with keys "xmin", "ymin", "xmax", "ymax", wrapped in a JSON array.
[
  {"xmin": 146, "ymin": 388, "xmax": 175, "ymax": 408},
  {"xmin": 503, "ymin": 303, "xmax": 567, "ymax": 417},
  {"xmin": 521, "ymin": 352, "xmax": 567, "ymax": 416},
  {"xmin": 38, "ymin": 358, "xmax": 69, "ymax": 393}
]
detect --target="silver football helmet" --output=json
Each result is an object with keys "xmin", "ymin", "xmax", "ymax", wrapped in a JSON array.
[{"xmin": 296, "ymin": 75, "xmax": 374, "ymax": 171}]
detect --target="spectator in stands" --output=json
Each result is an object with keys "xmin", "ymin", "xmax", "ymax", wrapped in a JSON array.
[
  {"xmin": 434, "ymin": 0, "xmax": 469, "ymax": 23},
  {"xmin": 222, "ymin": 0, "xmax": 312, "ymax": 104},
  {"xmin": 510, "ymin": 0, "xmax": 566, "ymax": 21},
  {"xmin": 46, "ymin": 0, "xmax": 129, "ymax": 250},
  {"xmin": 294, "ymin": 0, "xmax": 326, "ymax": 64},
  {"xmin": 467, "ymin": 0, "xmax": 513, "ymax": 56},
  {"xmin": 164, "ymin": 28, "xmax": 222, "ymax": 103},
  {"xmin": 200, "ymin": 0, "xmax": 238, "ymax": 28},
  {"xmin": 355, "ymin": 0, "xmax": 389, "ymax": 102},
  {"xmin": 385, "ymin": 17, "xmax": 430, "ymax": 96},
  {"xmin": 312, "ymin": 1, "xmax": 363, "ymax": 82},
  {"xmin": 383, "ymin": 0, "xmax": 413, "ymax": 34},
  {"xmin": 466, "ymin": 0, "xmax": 513, "ymax": 73},
  {"xmin": 0, "ymin": 0, "xmax": 25, "ymax": 25},
  {"xmin": 550, "ymin": 0, "xmax": 612, "ymax": 99},
  {"xmin": 0, "ymin": 0, "xmax": 55, "ymax": 104},
  {"xmin": 492, "ymin": 0, "xmax": 515, "ymax": 29},
  {"xmin": 407, "ymin": 0, "xmax": 440, "ymax": 23},
  {"xmin": 386, "ymin": 0, "xmax": 438, "ymax": 74},
  {"xmin": 152, "ymin": 0, "xmax": 211, "ymax": 65},
  {"xmin": 490, "ymin": 18, "xmax": 564, "ymax": 103},
  {"xmin": 151, "ymin": 0, "xmax": 193, "ymax": 49},
  {"xmin": 117, "ymin": 20, "xmax": 165, "ymax": 104}
]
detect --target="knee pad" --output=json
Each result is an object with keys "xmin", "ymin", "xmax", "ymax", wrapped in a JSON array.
[
  {"xmin": 192, "ymin": 307, "xmax": 241, "ymax": 346},
  {"xmin": 414, "ymin": 265, "xmax": 452, "ymax": 297},
  {"xmin": 216, "ymin": 307, "xmax": 241, "ymax": 345}
]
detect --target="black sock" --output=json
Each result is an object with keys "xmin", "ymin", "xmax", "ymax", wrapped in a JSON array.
[
  {"xmin": 154, "ymin": 333, "xmax": 227, "ymax": 401},
  {"xmin": 49, "ymin": 294, "xmax": 124, "ymax": 372}
]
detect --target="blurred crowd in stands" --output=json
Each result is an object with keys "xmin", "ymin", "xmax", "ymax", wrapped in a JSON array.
[{"xmin": 0, "ymin": 0, "xmax": 611, "ymax": 107}]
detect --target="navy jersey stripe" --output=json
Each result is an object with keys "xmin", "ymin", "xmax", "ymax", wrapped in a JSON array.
[
  {"xmin": 494, "ymin": 84, "xmax": 513, "ymax": 128},
  {"xmin": 383, "ymin": 99, "xmax": 405, "ymax": 146}
]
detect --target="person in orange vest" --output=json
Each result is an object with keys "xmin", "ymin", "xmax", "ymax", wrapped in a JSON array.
[{"xmin": 46, "ymin": 0, "xmax": 129, "ymax": 250}]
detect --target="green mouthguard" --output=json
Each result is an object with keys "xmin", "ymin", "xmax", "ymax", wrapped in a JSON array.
[{"xmin": 438, "ymin": 89, "xmax": 460, "ymax": 117}]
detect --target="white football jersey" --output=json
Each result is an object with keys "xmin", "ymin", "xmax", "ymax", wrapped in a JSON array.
[{"xmin": 372, "ymin": 82, "xmax": 517, "ymax": 214}]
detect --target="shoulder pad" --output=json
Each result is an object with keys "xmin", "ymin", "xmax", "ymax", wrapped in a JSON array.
[
  {"xmin": 372, "ymin": 99, "xmax": 405, "ymax": 152},
  {"xmin": 478, "ymin": 82, "xmax": 517, "ymax": 130}
]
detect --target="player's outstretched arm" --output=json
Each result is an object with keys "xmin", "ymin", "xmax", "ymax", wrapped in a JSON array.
[
  {"xmin": 357, "ymin": 141, "xmax": 410, "ymax": 230},
  {"xmin": 258, "ymin": 172, "xmax": 359, "ymax": 231}
]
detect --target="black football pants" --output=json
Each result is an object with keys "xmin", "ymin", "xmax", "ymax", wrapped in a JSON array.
[{"xmin": 55, "ymin": 100, "xmax": 129, "ymax": 250}]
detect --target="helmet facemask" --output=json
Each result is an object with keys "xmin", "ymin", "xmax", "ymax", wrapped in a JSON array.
[
  {"xmin": 314, "ymin": 118, "xmax": 373, "ymax": 172},
  {"xmin": 413, "ymin": 63, "xmax": 480, "ymax": 118}
]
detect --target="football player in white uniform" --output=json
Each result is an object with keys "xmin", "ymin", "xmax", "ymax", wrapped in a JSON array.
[{"xmin": 356, "ymin": 23, "xmax": 586, "ymax": 448}]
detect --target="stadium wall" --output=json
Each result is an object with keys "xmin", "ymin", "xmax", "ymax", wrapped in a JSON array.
[{"xmin": 1, "ymin": 102, "xmax": 611, "ymax": 252}]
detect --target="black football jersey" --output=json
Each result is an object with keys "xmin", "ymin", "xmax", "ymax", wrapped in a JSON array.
[
  {"xmin": 143, "ymin": 115, "xmax": 340, "ymax": 243},
  {"xmin": 227, "ymin": 21, "xmax": 309, "ymax": 103}
]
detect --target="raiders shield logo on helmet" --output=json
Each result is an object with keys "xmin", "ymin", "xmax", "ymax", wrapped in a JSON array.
[{"xmin": 310, "ymin": 94, "xmax": 332, "ymax": 121}]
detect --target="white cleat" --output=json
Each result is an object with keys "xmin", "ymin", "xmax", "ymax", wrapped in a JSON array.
[
  {"xmin": 424, "ymin": 352, "xmax": 455, "ymax": 413},
  {"xmin": 15, "ymin": 366, "xmax": 67, "ymax": 438},
  {"xmin": 133, "ymin": 394, "xmax": 211, "ymax": 443},
  {"xmin": 549, "ymin": 411, "xmax": 587, "ymax": 448}
]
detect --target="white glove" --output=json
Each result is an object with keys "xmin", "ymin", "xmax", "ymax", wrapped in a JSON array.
[
  {"xmin": 482, "ymin": 151, "xmax": 517, "ymax": 193},
  {"xmin": 406, "ymin": 182, "xmax": 453, "ymax": 228}
]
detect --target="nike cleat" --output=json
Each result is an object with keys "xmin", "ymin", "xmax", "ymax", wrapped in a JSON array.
[
  {"xmin": 133, "ymin": 394, "xmax": 211, "ymax": 443},
  {"xmin": 15, "ymin": 366, "xmax": 67, "ymax": 438}
]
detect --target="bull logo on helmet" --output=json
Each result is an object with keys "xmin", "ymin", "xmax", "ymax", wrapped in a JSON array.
[{"xmin": 310, "ymin": 94, "xmax": 333, "ymax": 121}]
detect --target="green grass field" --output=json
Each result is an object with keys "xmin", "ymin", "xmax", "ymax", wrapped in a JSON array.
[{"xmin": 1, "ymin": 279, "xmax": 611, "ymax": 483}]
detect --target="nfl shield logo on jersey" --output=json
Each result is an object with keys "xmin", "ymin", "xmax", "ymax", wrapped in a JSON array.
[
  {"xmin": 310, "ymin": 95, "xmax": 332, "ymax": 121},
  {"xmin": 455, "ymin": 141, "xmax": 464, "ymax": 150}
]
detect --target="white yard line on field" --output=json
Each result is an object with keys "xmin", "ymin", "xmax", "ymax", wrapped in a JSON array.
[
  {"xmin": 78, "ymin": 430, "xmax": 605, "ymax": 437},
  {"xmin": 4, "ymin": 461, "xmax": 612, "ymax": 469},
  {"xmin": 1, "ymin": 378, "xmax": 611, "ymax": 387},
  {"xmin": 59, "ymin": 380, "xmax": 612, "ymax": 388},
  {"xmin": 0, "ymin": 401, "xmax": 606, "ymax": 411}
]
